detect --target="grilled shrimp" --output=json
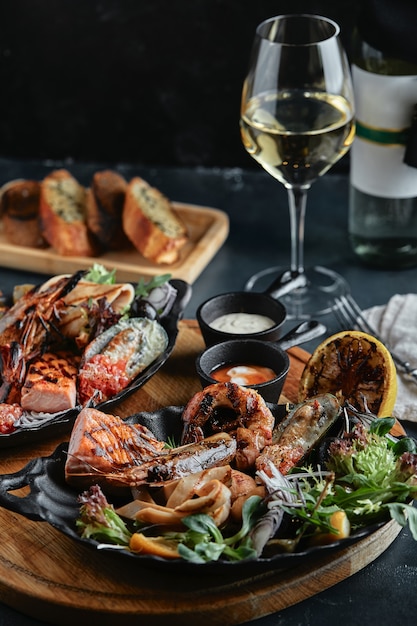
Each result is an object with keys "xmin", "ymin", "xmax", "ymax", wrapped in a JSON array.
[
  {"xmin": 0, "ymin": 343, "xmax": 25, "ymax": 403},
  {"xmin": 0, "ymin": 271, "xmax": 84, "ymax": 356},
  {"xmin": 181, "ymin": 382, "xmax": 274, "ymax": 471},
  {"xmin": 0, "ymin": 271, "xmax": 84, "ymax": 404}
]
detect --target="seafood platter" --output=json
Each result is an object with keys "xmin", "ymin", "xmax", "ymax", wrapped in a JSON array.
[
  {"xmin": 0, "ymin": 272, "xmax": 415, "ymax": 623},
  {"xmin": 0, "ymin": 324, "xmax": 415, "ymax": 568},
  {"xmin": 0, "ymin": 391, "xmax": 404, "ymax": 578},
  {"xmin": 0, "ymin": 266, "xmax": 191, "ymax": 446}
]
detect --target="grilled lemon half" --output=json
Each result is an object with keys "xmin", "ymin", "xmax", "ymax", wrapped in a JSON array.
[{"xmin": 299, "ymin": 330, "xmax": 397, "ymax": 417}]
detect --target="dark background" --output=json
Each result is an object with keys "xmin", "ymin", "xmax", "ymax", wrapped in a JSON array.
[{"xmin": 0, "ymin": 0, "xmax": 360, "ymax": 169}]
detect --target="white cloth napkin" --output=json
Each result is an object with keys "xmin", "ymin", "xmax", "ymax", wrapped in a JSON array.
[{"xmin": 363, "ymin": 294, "xmax": 417, "ymax": 423}]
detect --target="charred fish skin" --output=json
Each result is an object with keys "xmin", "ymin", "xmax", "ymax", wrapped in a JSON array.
[{"xmin": 256, "ymin": 394, "xmax": 341, "ymax": 476}]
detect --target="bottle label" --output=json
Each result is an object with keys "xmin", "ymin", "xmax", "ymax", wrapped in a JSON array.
[{"xmin": 351, "ymin": 65, "xmax": 417, "ymax": 198}]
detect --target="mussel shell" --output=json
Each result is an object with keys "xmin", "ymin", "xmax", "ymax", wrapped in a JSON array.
[
  {"xmin": 272, "ymin": 393, "xmax": 342, "ymax": 460},
  {"xmin": 129, "ymin": 300, "xmax": 159, "ymax": 321},
  {"xmin": 80, "ymin": 317, "xmax": 169, "ymax": 380}
]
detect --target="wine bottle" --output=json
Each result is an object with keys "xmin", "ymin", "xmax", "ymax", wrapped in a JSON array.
[{"xmin": 349, "ymin": 0, "xmax": 417, "ymax": 268}]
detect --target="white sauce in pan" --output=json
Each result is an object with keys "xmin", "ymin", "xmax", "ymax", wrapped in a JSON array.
[{"xmin": 209, "ymin": 312, "xmax": 276, "ymax": 334}]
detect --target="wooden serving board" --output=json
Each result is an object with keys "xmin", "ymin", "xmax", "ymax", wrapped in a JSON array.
[
  {"xmin": 0, "ymin": 202, "xmax": 229, "ymax": 284},
  {"xmin": 0, "ymin": 321, "xmax": 403, "ymax": 625}
]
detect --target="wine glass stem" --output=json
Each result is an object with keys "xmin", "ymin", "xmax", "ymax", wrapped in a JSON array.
[{"xmin": 287, "ymin": 185, "xmax": 310, "ymax": 276}]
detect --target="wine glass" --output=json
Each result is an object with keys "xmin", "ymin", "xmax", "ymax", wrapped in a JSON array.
[{"xmin": 240, "ymin": 14, "xmax": 355, "ymax": 319}]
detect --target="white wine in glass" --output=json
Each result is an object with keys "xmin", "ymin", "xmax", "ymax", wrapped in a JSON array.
[{"xmin": 241, "ymin": 14, "xmax": 355, "ymax": 319}]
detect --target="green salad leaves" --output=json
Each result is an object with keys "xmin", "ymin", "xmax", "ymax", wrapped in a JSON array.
[
  {"xmin": 77, "ymin": 485, "xmax": 131, "ymax": 546},
  {"xmin": 325, "ymin": 417, "xmax": 417, "ymax": 535},
  {"xmin": 134, "ymin": 274, "xmax": 172, "ymax": 298}
]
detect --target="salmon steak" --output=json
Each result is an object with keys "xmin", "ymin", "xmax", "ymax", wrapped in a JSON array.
[
  {"xmin": 65, "ymin": 408, "xmax": 166, "ymax": 481},
  {"xmin": 65, "ymin": 407, "xmax": 237, "ymax": 492},
  {"xmin": 20, "ymin": 352, "xmax": 80, "ymax": 413}
]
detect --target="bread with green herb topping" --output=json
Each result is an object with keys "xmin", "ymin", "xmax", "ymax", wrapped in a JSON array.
[
  {"xmin": 123, "ymin": 176, "xmax": 188, "ymax": 264},
  {"xmin": 39, "ymin": 169, "xmax": 96, "ymax": 256}
]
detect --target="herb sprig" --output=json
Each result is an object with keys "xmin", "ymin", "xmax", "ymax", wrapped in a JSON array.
[
  {"xmin": 84, "ymin": 263, "xmax": 117, "ymax": 284},
  {"xmin": 134, "ymin": 274, "xmax": 172, "ymax": 298}
]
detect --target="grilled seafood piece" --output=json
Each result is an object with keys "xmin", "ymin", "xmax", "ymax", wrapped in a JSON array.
[
  {"xmin": 68, "ymin": 434, "xmax": 237, "ymax": 492},
  {"xmin": 256, "ymin": 394, "xmax": 341, "ymax": 476},
  {"xmin": 121, "ymin": 473, "xmax": 233, "ymax": 529},
  {"xmin": 65, "ymin": 408, "xmax": 166, "ymax": 478},
  {"xmin": 77, "ymin": 317, "xmax": 169, "ymax": 405},
  {"xmin": 20, "ymin": 352, "xmax": 79, "ymax": 413},
  {"xmin": 118, "ymin": 465, "xmax": 263, "ymax": 528},
  {"xmin": 0, "ymin": 342, "xmax": 25, "ymax": 403},
  {"xmin": 65, "ymin": 407, "xmax": 237, "ymax": 491},
  {"xmin": 0, "ymin": 271, "xmax": 84, "ymax": 358},
  {"xmin": 0, "ymin": 271, "xmax": 86, "ymax": 405},
  {"xmin": 181, "ymin": 382, "xmax": 274, "ymax": 471},
  {"xmin": 40, "ymin": 275, "xmax": 135, "ymax": 348},
  {"xmin": 40, "ymin": 275, "xmax": 135, "ymax": 312}
]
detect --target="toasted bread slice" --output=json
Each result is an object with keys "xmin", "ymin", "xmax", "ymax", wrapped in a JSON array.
[
  {"xmin": 39, "ymin": 169, "xmax": 96, "ymax": 256},
  {"xmin": 86, "ymin": 169, "xmax": 130, "ymax": 250},
  {"xmin": 123, "ymin": 177, "xmax": 188, "ymax": 264},
  {"xmin": 1, "ymin": 179, "xmax": 45, "ymax": 248}
]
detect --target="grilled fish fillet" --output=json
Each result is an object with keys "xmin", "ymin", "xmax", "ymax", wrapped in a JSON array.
[
  {"xmin": 20, "ymin": 352, "xmax": 79, "ymax": 413},
  {"xmin": 65, "ymin": 407, "xmax": 166, "ymax": 480}
]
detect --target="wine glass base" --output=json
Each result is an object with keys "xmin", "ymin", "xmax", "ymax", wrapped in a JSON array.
[{"xmin": 244, "ymin": 265, "xmax": 349, "ymax": 320}]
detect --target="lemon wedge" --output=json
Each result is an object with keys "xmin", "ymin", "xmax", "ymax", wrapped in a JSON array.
[
  {"xmin": 129, "ymin": 532, "xmax": 180, "ymax": 559},
  {"xmin": 299, "ymin": 330, "xmax": 397, "ymax": 417}
]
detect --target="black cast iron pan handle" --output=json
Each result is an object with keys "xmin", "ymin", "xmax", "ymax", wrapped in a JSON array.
[{"xmin": 276, "ymin": 320, "xmax": 326, "ymax": 351}]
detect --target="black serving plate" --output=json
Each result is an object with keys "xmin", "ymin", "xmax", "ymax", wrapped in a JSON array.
[
  {"xmin": 0, "ymin": 278, "xmax": 191, "ymax": 448},
  {"xmin": 0, "ymin": 404, "xmax": 386, "ymax": 575}
]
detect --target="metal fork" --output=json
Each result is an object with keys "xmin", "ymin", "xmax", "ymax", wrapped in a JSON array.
[{"xmin": 334, "ymin": 293, "xmax": 417, "ymax": 385}]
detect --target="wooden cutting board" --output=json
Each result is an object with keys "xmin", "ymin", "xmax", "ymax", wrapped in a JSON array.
[
  {"xmin": 0, "ymin": 320, "xmax": 403, "ymax": 626},
  {"xmin": 0, "ymin": 202, "xmax": 229, "ymax": 283}
]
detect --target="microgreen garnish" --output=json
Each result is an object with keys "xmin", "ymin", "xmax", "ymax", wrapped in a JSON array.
[
  {"xmin": 84, "ymin": 263, "xmax": 117, "ymax": 284},
  {"xmin": 77, "ymin": 485, "xmax": 131, "ymax": 545},
  {"xmin": 135, "ymin": 274, "xmax": 172, "ymax": 298},
  {"xmin": 164, "ymin": 435, "xmax": 179, "ymax": 449}
]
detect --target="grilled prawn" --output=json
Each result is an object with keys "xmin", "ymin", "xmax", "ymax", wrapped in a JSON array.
[
  {"xmin": 0, "ymin": 271, "xmax": 84, "ymax": 358},
  {"xmin": 65, "ymin": 407, "xmax": 237, "ymax": 491},
  {"xmin": 0, "ymin": 272, "xmax": 84, "ymax": 403},
  {"xmin": 181, "ymin": 382, "xmax": 274, "ymax": 471}
]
